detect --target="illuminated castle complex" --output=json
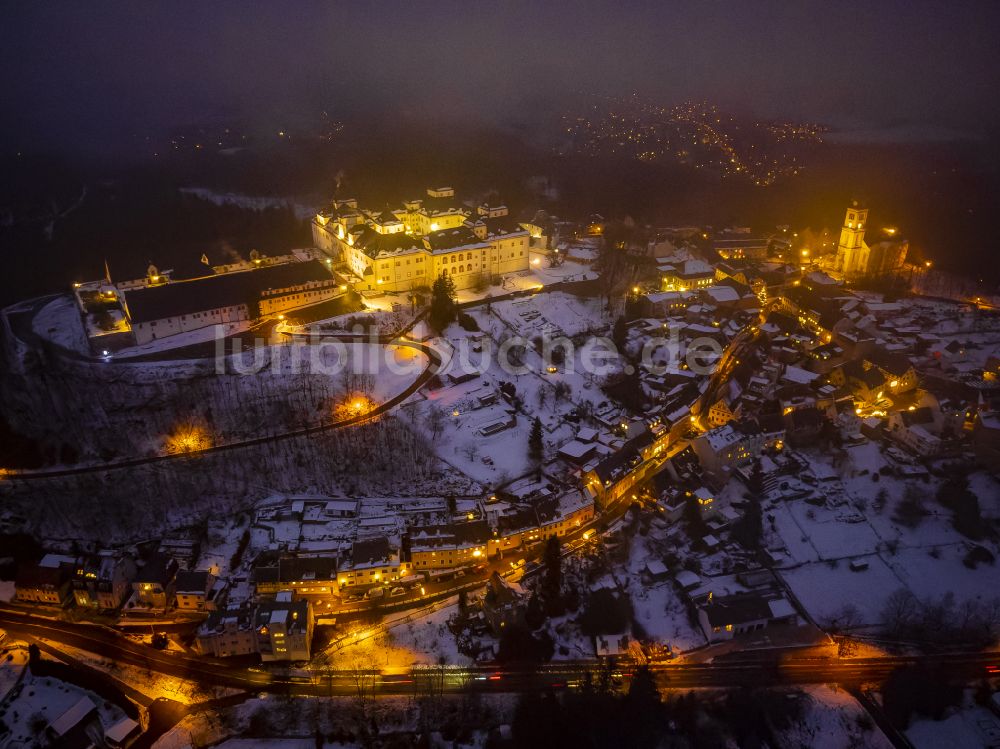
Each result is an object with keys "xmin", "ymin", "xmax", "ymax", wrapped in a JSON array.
[{"xmin": 312, "ymin": 186, "xmax": 531, "ymax": 292}]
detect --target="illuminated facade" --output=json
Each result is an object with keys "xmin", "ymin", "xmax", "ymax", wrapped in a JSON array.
[
  {"xmin": 312, "ymin": 187, "xmax": 531, "ymax": 292},
  {"xmin": 833, "ymin": 202, "xmax": 908, "ymax": 280},
  {"xmin": 255, "ymin": 593, "xmax": 313, "ymax": 662}
]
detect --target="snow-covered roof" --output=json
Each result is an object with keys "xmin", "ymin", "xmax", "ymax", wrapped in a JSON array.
[
  {"xmin": 675, "ymin": 570, "xmax": 701, "ymax": 589},
  {"xmin": 48, "ymin": 697, "xmax": 97, "ymax": 737},
  {"xmin": 645, "ymin": 560, "xmax": 668, "ymax": 576},
  {"xmin": 782, "ymin": 365, "xmax": 820, "ymax": 385},
  {"xmin": 704, "ymin": 285, "xmax": 740, "ymax": 303},
  {"xmin": 768, "ymin": 598, "xmax": 796, "ymax": 619}
]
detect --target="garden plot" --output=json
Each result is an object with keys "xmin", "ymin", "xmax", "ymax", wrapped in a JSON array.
[{"xmin": 781, "ymin": 554, "xmax": 905, "ymax": 626}]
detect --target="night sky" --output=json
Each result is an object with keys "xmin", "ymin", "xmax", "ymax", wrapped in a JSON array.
[{"xmin": 3, "ymin": 0, "xmax": 1000, "ymax": 155}]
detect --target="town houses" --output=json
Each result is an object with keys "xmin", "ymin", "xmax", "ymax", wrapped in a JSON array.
[{"xmin": 12, "ymin": 190, "xmax": 1000, "ymax": 677}]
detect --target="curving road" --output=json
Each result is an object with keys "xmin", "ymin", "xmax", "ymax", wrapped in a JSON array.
[
  {"xmin": 1, "ymin": 332, "xmax": 441, "ymax": 480},
  {"xmin": 2, "ymin": 609, "xmax": 997, "ymax": 697}
]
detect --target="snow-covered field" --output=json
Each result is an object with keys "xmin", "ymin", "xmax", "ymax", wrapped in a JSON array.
[
  {"xmin": 0, "ymin": 645, "xmax": 28, "ymax": 701},
  {"xmin": 772, "ymin": 443, "xmax": 1000, "ymax": 628},
  {"xmin": 775, "ymin": 686, "xmax": 893, "ymax": 749},
  {"xmin": 400, "ymin": 292, "xmax": 615, "ymax": 484},
  {"xmin": 315, "ymin": 598, "xmax": 471, "ymax": 669},
  {"xmin": 31, "ymin": 295, "xmax": 89, "ymax": 354},
  {"xmin": 907, "ymin": 701, "xmax": 1000, "ymax": 749}
]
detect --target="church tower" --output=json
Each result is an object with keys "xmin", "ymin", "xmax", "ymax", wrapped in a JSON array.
[{"xmin": 835, "ymin": 201, "xmax": 869, "ymax": 277}]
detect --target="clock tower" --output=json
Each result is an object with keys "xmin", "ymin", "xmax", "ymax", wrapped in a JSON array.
[{"xmin": 835, "ymin": 201, "xmax": 869, "ymax": 277}]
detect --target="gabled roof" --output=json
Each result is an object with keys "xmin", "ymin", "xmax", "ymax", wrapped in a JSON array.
[
  {"xmin": 134, "ymin": 553, "xmax": 178, "ymax": 586},
  {"xmin": 175, "ymin": 569, "xmax": 211, "ymax": 595},
  {"xmin": 351, "ymin": 226, "xmax": 424, "ymax": 258},
  {"xmin": 350, "ymin": 537, "xmax": 394, "ymax": 566},
  {"xmin": 867, "ymin": 349, "xmax": 913, "ymax": 376},
  {"xmin": 124, "ymin": 260, "xmax": 333, "ymax": 323},
  {"xmin": 423, "ymin": 226, "xmax": 485, "ymax": 252}
]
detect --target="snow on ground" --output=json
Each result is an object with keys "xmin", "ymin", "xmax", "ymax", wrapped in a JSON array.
[
  {"xmin": 970, "ymin": 471, "xmax": 1000, "ymax": 518},
  {"xmin": 631, "ymin": 581, "xmax": 705, "ymax": 653},
  {"xmin": 400, "ymin": 291, "xmax": 618, "ymax": 484},
  {"xmin": 31, "ymin": 295, "xmax": 89, "ymax": 354},
  {"xmin": 907, "ymin": 692, "xmax": 1000, "ymax": 749},
  {"xmin": 43, "ymin": 639, "xmax": 239, "ymax": 705},
  {"xmin": 885, "ymin": 544, "xmax": 1000, "ymax": 601},
  {"xmin": 451, "ymin": 257, "xmax": 596, "ymax": 305},
  {"xmin": 194, "ymin": 515, "xmax": 252, "ymax": 578},
  {"xmin": 0, "ymin": 669, "xmax": 129, "ymax": 745},
  {"xmin": 623, "ymin": 534, "xmax": 705, "ymax": 653},
  {"xmin": 111, "ymin": 321, "xmax": 250, "ymax": 358},
  {"xmin": 781, "ymin": 555, "xmax": 905, "ymax": 626},
  {"xmin": 774, "ymin": 443, "xmax": 1000, "ymax": 628},
  {"xmin": 481, "ymin": 289, "xmax": 607, "ymax": 339},
  {"xmin": 770, "ymin": 501, "xmax": 882, "ymax": 563},
  {"xmin": 155, "ymin": 692, "xmax": 517, "ymax": 749},
  {"xmin": 0, "ymin": 645, "xmax": 28, "ymax": 701},
  {"xmin": 775, "ymin": 685, "xmax": 893, "ymax": 749},
  {"xmin": 315, "ymin": 598, "xmax": 471, "ymax": 669}
]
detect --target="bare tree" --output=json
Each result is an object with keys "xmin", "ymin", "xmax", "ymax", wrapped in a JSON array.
[
  {"xmin": 881, "ymin": 588, "xmax": 919, "ymax": 637},
  {"xmin": 426, "ymin": 405, "xmax": 447, "ymax": 440}
]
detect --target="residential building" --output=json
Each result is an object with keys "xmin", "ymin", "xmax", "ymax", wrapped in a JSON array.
[
  {"xmin": 865, "ymin": 350, "xmax": 918, "ymax": 395},
  {"xmin": 409, "ymin": 521, "xmax": 491, "ymax": 570},
  {"xmin": 131, "ymin": 553, "xmax": 179, "ymax": 610},
  {"xmin": 660, "ymin": 259, "xmax": 715, "ymax": 291},
  {"xmin": 337, "ymin": 537, "xmax": 404, "ymax": 589},
  {"xmin": 482, "ymin": 572, "xmax": 525, "ymax": 634},
  {"xmin": 255, "ymin": 556, "xmax": 340, "ymax": 598},
  {"xmin": 174, "ymin": 569, "xmax": 217, "ymax": 611},
  {"xmin": 72, "ymin": 552, "xmax": 137, "ymax": 610},
  {"xmin": 888, "ymin": 407, "xmax": 942, "ymax": 456},
  {"xmin": 255, "ymin": 592, "xmax": 314, "ymax": 662},
  {"xmin": 697, "ymin": 593, "xmax": 799, "ymax": 643},
  {"xmin": 692, "ymin": 420, "xmax": 763, "ymax": 481},
  {"xmin": 195, "ymin": 603, "xmax": 256, "ymax": 657},
  {"xmin": 15, "ymin": 554, "xmax": 76, "ymax": 606}
]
